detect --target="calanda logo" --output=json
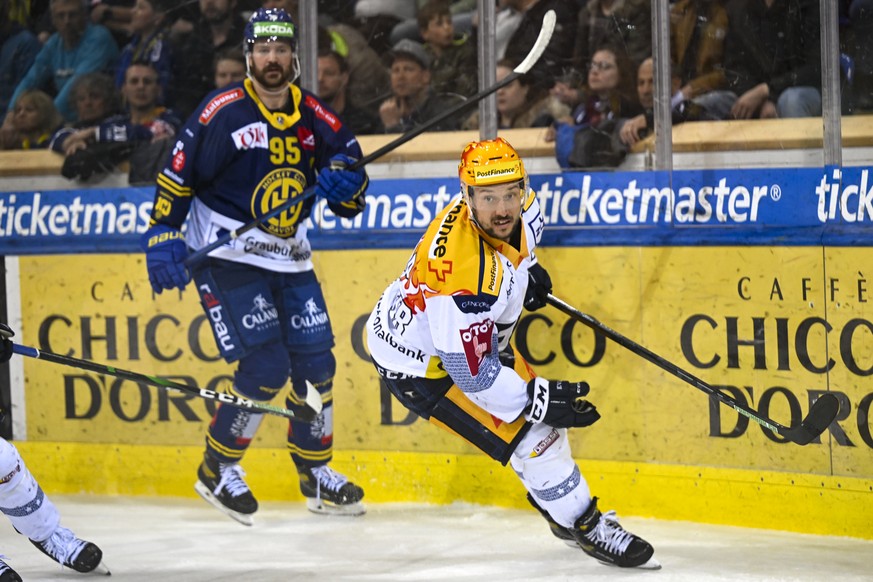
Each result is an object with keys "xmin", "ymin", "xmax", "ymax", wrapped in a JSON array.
[
  {"xmin": 242, "ymin": 293, "xmax": 279, "ymax": 330},
  {"xmin": 291, "ymin": 298, "xmax": 329, "ymax": 331}
]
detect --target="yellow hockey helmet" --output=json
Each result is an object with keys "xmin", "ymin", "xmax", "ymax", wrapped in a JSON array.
[{"xmin": 458, "ymin": 137, "xmax": 528, "ymax": 199}]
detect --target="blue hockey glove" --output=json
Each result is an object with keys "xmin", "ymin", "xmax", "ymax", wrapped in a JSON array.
[
  {"xmin": 524, "ymin": 263, "xmax": 552, "ymax": 311},
  {"xmin": 0, "ymin": 323, "xmax": 13, "ymax": 364},
  {"xmin": 315, "ymin": 154, "xmax": 367, "ymax": 204},
  {"xmin": 141, "ymin": 224, "xmax": 191, "ymax": 294},
  {"xmin": 525, "ymin": 377, "xmax": 600, "ymax": 428}
]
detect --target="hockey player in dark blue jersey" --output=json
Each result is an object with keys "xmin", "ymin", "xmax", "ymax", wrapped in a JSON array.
[{"xmin": 141, "ymin": 7, "xmax": 368, "ymax": 524}]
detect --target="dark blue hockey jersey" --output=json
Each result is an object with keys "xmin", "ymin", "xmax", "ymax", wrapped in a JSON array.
[{"xmin": 150, "ymin": 78, "xmax": 367, "ymax": 273}]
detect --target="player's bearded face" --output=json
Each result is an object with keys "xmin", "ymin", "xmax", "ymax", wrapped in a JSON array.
[
  {"xmin": 250, "ymin": 41, "xmax": 294, "ymax": 89},
  {"xmin": 468, "ymin": 182, "xmax": 523, "ymax": 243}
]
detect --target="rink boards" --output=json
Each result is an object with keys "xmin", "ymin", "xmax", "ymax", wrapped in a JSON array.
[{"xmin": 2, "ymin": 167, "xmax": 872, "ymax": 539}]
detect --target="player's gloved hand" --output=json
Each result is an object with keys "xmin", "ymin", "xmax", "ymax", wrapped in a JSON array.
[
  {"xmin": 141, "ymin": 224, "xmax": 191, "ymax": 294},
  {"xmin": 525, "ymin": 377, "xmax": 600, "ymax": 428},
  {"xmin": 524, "ymin": 263, "xmax": 552, "ymax": 311},
  {"xmin": 0, "ymin": 323, "xmax": 14, "ymax": 364},
  {"xmin": 315, "ymin": 154, "xmax": 368, "ymax": 204}
]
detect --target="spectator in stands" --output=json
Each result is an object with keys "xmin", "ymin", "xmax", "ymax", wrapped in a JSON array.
[
  {"xmin": 418, "ymin": 0, "xmax": 476, "ymax": 97},
  {"xmin": 318, "ymin": 49, "xmax": 382, "ymax": 134},
  {"xmin": 574, "ymin": 0, "xmax": 652, "ymax": 71},
  {"xmin": 171, "ymin": 0, "xmax": 246, "ymax": 118},
  {"xmin": 378, "ymin": 39, "xmax": 466, "ymax": 133},
  {"xmin": 463, "ymin": 58, "xmax": 569, "ymax": 130},
  {"xmin": 0, "ymin": 0, "xmax": 41, "ymax": 126},
  {"xmin": 547, "ymin": 44, "xmax": 641, "ymax": 169},
  {"xmin": 503, "ymin": 0, "xmax": 578, "ymax": 83},
  {"xmin": 116, "ymin": 0, "xmax": 176, "ymax": 106},
  {"xmin": 57, "ymin": 61, "xmax": 180, "ymax": 156},
  {"xmin": 213, "ymin": 47, "xmax": 247, "ymax": 89},
  {"xmin": 0, "ymin": 89, "xmax": 64, "ymax": 150},
  {"xmin": 90, "ymin": 0, "xmax": 136, "ymax": 50},
  {"xmin": 722, "ymin": 0, "xmax": 822, "ymax": 119},
  {"xmin": 319, "ymin": 23, "xmax": 392, "ymax": 118},
  {"xmin": 669, "ymin": 0, "xmax": 733, "ymax": 120},
  {"xmin": 354, "ymin": 0, "xmax": 418, "ymax": 56},
  {"xmin": 4, "ymin": 0, "xmax": 119, "ymax": 124},
  {"xmin": 50, "ymin": 71, "xmax": 121, "ymax": 152},
  {"xmin": 616, "ymin": 56, "xmax": 654, "ymax": 148}
]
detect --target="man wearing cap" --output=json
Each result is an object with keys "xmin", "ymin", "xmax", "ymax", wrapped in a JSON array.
[{"xmin": 378, "ymin": 38, "xmax": 466, "ymax": 134}]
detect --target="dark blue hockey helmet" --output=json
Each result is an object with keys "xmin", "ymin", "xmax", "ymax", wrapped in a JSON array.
[{"xmin": 244, "ymin": 8, "xmax": 297, "ymax": 53}]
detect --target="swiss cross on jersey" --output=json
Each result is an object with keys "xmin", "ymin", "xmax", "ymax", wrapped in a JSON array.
[{"xmin": 460, "ymin": 319, "xmax": 494, "ymax": 376}]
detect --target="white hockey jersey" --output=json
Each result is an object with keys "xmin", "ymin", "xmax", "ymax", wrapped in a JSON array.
[{"xmin": 366, "ymin": 190, "xmax": 545, "ymax": 423}]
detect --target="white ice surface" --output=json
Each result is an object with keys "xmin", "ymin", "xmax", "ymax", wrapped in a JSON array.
[{"xmin": 1, "ymin": 495, "xmax": 870, "ymax": 581}]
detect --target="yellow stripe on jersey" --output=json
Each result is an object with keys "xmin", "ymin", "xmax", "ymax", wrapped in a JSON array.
[
  {"xmin": 205, "ymin": 435, "xmax": 246, "ymax": 460},
  {"xmin": 245, "ymin": 78, "xmax": 302, "ymax": 130},
  {"xmin": 287, "ymin": 444, "xmax": 332, "ymax": 461},
  {"xmin": 156, "ymin": 173, "xmax": 192, "ymax": 197}
]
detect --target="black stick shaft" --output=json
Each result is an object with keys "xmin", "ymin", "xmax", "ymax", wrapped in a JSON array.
[
  {"xmin": 544, "ymin": 293, "xmax": 837, "ymax": 444},
  {"xmin": 11, "ymin": 343, "xmax": 301, "ymax": 420}
]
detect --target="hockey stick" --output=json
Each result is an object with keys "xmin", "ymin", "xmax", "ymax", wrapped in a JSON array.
[
  {"xmin": 545, "ymin": 294, "xmax": 839, "ymax": 446},
  {"xmin": 183, "ymin": 10, "xmax": 557, "ymax": 266},
  {"xmin": 10, "ymin": 343, "xmax": 322, "ymax": 422}
]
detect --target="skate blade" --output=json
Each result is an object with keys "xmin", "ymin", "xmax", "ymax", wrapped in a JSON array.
[
  {"xmin": 194, "ymin": 481, "xmax": 254, "ymax": 526},
  {"xmin": 596, "ymin": 556, "xmax": 662, "ymax": 570},
  {"xmin": 305, "ymin": 497, "xmax": 366, "ymax": 517}
]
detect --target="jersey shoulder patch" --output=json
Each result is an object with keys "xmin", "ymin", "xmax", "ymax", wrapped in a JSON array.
[
  {"xmin": 304, "ymin": 94, "xmax": 341, "ymax": 132},
  {"xmin": 199, "ymin": 88, "xmax": 245, "ymax": 125}
]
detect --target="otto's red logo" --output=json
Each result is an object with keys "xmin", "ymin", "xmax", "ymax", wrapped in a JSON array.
[
  {"xmin": 172, "ymin": 151, "xmax": 186, "ymax": 172},
  {"xmin": 460, "ymin": 319, "xmax": 494, "ymax": 376}
]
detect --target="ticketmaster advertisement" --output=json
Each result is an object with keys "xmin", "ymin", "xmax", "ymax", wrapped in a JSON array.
[{"xmin": 2, "ymin": 167, "xmax": 872, "ymax": 481}]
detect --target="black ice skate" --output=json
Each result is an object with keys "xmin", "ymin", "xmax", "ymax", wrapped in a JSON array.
[
  {"xmin": 194, "ymin": 455, "xmax": 258, "ymax": 526},
  {"xmin": 0, "ymin": 557, "xmax": 22, "ymax": 582},
  {"xmin": 526, "ymin": 493, "xmax": 577, "ymax": 547},
  {"xmin": 571, "ymin": 497, "xmax": 660, "ymax": 569},
  {"xmin": 297, "ymin": 464, "xmax": 365, "ymax": 516},
  {"xmin": 30, "ymin": 526, "xmax": 111, "ymax": 575}
]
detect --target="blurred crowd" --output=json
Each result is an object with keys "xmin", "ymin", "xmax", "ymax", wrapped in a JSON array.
[{"xmin": 0, "ymin": 0, "xmax": 870, "ymax": 172}]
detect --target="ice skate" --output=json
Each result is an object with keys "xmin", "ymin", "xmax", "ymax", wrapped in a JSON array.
[
  {"xmin": 30, "ymin": 526, "xmax": 111, "ymax": 575},
  {"xmin": 194, "ymin": 455, "xmax": 258, "ymax": 526},
  {"xmin": 0, "ymin": 557, "xmax": 22, "ymax": 582},
  {"xmin": 526, "ymin": 493, "xmax": 577, "ymax": 547},
  {"xmin": 297, "ymin": 464, "xmax": 365, "ymax": 516},
  {"xmin": 571, "ymin": 497, "xmax": 660, "ymax": 569}
]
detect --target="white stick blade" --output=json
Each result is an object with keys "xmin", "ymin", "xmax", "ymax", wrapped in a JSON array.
[
  {"xmin": 305, "ymin": 379, "xmax": 324, "ymax": 415},
  {"xmin": 514, "ymin": 9, "xmax": 556, "ymax": 74}
]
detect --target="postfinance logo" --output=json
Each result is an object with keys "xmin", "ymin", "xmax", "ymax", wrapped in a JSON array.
[{"xmin": 252, "ymin": 168, "xmax": 307, "ymax": 238}]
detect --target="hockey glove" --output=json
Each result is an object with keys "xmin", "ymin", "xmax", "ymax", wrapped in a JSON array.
[
  {"xmin": 315, "ymin": 154, "xmax": 368, "ymax": 204},
  {"xmin": 0, "ymin": 323, "xmax": 13, "ymax": 364},
  {"xmin": 525, "ymin": 377, "xmax": 600, "ymax": 429},
  {"xmin": 524, "ymin": 263, "xmax": 552, "ymax": 311},
  {"xmin": 141, "ymin": 224, "xmax": 191, "ymax": 294}
]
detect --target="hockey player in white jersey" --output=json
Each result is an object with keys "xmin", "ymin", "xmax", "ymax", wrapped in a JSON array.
[
  {"xmin": 0, "ymin": 325, "xmax": 109, "ymax": 581},
  {"xmin": 365, "ymin": 138, "xmax": 659, "ymax": 569}
]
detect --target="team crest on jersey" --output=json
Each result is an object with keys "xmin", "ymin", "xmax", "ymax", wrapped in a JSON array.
[
  {"xmin": 251, "ymin": 167, "xmax": 308, "ymax": 238},
  {"xmin": 460, "ymin": 319, "xmax": 494, "ymax": 376},
  {"xmin": 231, "ymin": 122, "xmax": 269, "ymax": 150},
  {"xmin": 199, "ymin": 88, "xmax": 244, "ymax": 124}
]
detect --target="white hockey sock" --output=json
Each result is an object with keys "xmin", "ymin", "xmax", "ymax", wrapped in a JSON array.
[{"xmin": 0, "ymin": 438, "xmax": 61, "ymax": 542}]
